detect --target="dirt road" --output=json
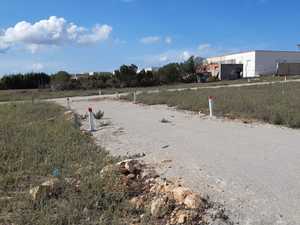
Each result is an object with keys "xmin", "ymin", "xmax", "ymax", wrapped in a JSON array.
[{"xmin": 55, "ymin": 98, "xmax": 300, "ymax": 225}]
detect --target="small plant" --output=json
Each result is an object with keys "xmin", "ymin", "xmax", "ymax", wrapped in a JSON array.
[{"xmin": 94, "ymin": 110, "xmax": 104, "ymax": 120}]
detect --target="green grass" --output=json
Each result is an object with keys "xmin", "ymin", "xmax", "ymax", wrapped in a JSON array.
[
  {"xmin": 1, "ymin": 75, "xmax": 299, "ymax": 102},
  {"xmin": 128, "ymin": 82, "xmax": 300, "ymax": 128},
  {"xmin": 0, "ymin": 102, "xmax": 141, "ymax": 225}
]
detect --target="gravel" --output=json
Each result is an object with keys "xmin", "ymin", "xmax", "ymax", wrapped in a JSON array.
[{"xmin": 55, "ymin": 98, "xmax": 300, "ymax": 225}]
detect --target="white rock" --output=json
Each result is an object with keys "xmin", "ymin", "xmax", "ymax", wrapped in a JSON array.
[{"xmin": 172, "ymin": 187, "xmax": 192, "ymax": 204}]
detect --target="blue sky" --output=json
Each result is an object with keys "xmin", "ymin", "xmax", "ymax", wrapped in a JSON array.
[{"xmin": 0, "ymin": 0, "xmax": 300, "ymax": 74}]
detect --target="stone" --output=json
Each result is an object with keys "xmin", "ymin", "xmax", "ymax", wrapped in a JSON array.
[
  {"xmin": 29, "ymin": 178, "xmax": 62, "ymax": 201},
  {"xmin": 151, "ymin": 197, "xmax": 167, "ymax": 218},
  {"xmin": 100, "ymin": 164, "xmax": 116, "ymax": 177},
  {"xmin": 127, "ymin": 174, "xmax": 136, "ymax": 180},
  {"xmin": 130, "ymin": 196, "xmax": 144, "ymax": 210},
  {"xmin": 140, "ymin": 169, "xmax": 159, "ymax": 180},
  {"xmin": 183, "ymin": 193, "xmax": 202, "ymax": 209},
  {"xmin": 117, "ymin": 159, "xmax": 143, "ymax": 175},
  {"xmin": 64, "ymin": 111, "xmax": 74, "ymax": 121},
  {"xmin": 172, "ymin": 187, "xmax": 192, "ymax": 204},
  {"xmin": 170, "ymin": 209, "xmax": 198, "ymax": 225},
  {"xmin": 125, "ymin": 160, "xmax": 142, "ymax": 174}
]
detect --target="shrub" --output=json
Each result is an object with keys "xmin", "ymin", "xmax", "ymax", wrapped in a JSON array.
[{"xmin": 94, "ymin": 110, "xmax": 104, "ymax": 120}]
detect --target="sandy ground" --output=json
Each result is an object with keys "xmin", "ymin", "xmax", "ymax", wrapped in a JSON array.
[{"xmin": 54, "ymin": 98, "xmax": 300, "ymax": 225}]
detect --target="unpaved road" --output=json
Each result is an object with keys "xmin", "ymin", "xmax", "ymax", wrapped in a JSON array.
[{"xmin": 55, "ymin": 98, "xmax": 300, "ymax": 225}]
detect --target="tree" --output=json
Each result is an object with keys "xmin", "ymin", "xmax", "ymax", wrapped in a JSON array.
[
  {"xmin": 137, "ymin": 70, "xmax": 158, "ymax": 87},
  {"xmin": 115, "ymin": 64, "xmax": 138, "ymax": 87},
  {"xmin": 158, "ymin": 63, "xmax": 181, "ymax": 84},
  {"xmin": 0, "ymin": 73, "xmax": 50, "ymax": 89},
  {"xmin": 51, "ymin": 71, "xmax": 72, "ymax": 90},
  {"xmin": 180, "ymin": 56, "xmax": 196, "ymax": 74}
]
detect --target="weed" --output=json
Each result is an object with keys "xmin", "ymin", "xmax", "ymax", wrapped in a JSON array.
[
  {"xmin": 94, "ymin": 110, "xmax": 104, "ymax": 120},
  {"xmin": 0, "ymin": 102, "xmax": 138, "ymax": 225},
  {"xmin": 127, "ymin": 82, "xmax": 300, "ymax": 128}
]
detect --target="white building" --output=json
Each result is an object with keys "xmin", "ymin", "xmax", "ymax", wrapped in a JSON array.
[{"xmin": 206, "ymin": 50, "xmax": 300, "ymax": 78}]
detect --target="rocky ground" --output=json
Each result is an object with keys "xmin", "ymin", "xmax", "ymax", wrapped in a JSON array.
[{"xmin": 54, "ymin": 98, "xmax": 300, "ymax": 225}]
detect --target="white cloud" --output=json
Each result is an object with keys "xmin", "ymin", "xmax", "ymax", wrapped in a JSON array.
[
  {"xmin": 0, "ymin": 41, "xmax": 10, "ymax": 53},
  {"xmin": 77, "ymin": 24, "xmax": 112, "ymax": 44},
  {"xmin": 143, "ymin": 49, "xmax": 192, "ymax": 66},
  {"xmin": 140, "ymin": 36, "xmax": 161, "ymax": 44},
  {"xmin": 181, "ymin": 51, "xmax": 191, "ymax": 61},
  {"xmin": 165, "ymin": 36, "xmax": 172, "ymax": 44},
  {"xmin": 0, "ymin": 16, "xmax": 112, "ymax": 53},
  {"xmin": 31, "ymin": 63, "xmax": 44, "ymax": 71},
  {"xmin": 198, "ymin": 43, "xmax": 212, "ymax": 52}
]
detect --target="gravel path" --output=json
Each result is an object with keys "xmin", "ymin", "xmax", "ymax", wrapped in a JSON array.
[{"xmin": 55, "ymin": 98, "xmax": 300, "ymax": 225}]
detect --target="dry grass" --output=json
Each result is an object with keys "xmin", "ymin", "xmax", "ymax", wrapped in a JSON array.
[
  {"xmin": 0, "ymin": 102, "xmax": 142, "ymax": 225},
  {"xmin": 127, "ymin": 82, "xmax": 300, "ymax": 128},
  {"xmin": 1, "ymin": 75, "xmax": 299, "ymax": 102}
]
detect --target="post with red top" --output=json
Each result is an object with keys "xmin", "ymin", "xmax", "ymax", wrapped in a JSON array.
[
  {"xmin": 208, "ymin": 96, "xmax": 214, "ymax": 118},
  {"xmin": 88, "ymin": 107, "xmax": 96, "ymax": 132}
]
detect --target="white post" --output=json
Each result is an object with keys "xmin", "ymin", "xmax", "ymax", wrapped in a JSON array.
[
  {"xmin": 133, "ymin": 91, "xmax": 137, "ymax": 104},
  {"xmin": 88, "ymin": 107, "xmax": 96, "ymax": 132},
  {"xmin": 67, "ymin": 98, "xmax": 71, "ymax": 110},
  {"xmin": 285, "ymin": 76, "xmax": 287, "ymax": 82},
  {"xmin": 116, "ymin": 92, "xmax": 119, "ymax": 99},
  {"xmin": 208, "ymin": 96, "xmax": 214, "ymax": 118},
  {"xmin": 99, "ymin": 89, "xmax": 102, "ymax": 95}
]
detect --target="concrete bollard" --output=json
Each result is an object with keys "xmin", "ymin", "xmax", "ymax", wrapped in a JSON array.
[
  {"xmin": 99, "ymin": 90, "xmax": 102, "ymax": 95},
  {"xmin": 88, "ymin": 107, "xmax": 96, "ymax": 132},
  {"xmin": 208, "ymin": 96, "xmax": 214, "ymax": 118},
  {"xmin": 285, "ymin": 76, "xmax": 287, "ymax": 82},
  {"xmin": 115, "ymin": 92, "xmax": 120, "ymax": 99},
  {"xmin": 67, "ymin": 98, "xmax": 71, "ymax": 110},
  {"xmin": 133, "ymin": 91, "xmax": 137, "ymax": 104}
]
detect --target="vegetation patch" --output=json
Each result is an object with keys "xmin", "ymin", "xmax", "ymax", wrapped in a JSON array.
[
  {"xmin": 0, "ymin": 102, "xmax": 232, "ymax": 225},
  {"xmin": 124, "ymin": 82, "xmax": 300, "ymax": 128},
  {"xmin": 0, "ymin": 102, "xmax": 137, "ymax": 225}
]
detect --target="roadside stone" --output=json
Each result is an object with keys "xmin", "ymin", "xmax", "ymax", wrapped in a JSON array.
[
  {"xmin": 151, "ymin": 197, "xmax": 168, "ymax": 218},
  {"xmin": 172, "ymin": 187, "xmax": 192, "ymax": 204},
  {"xmin": 29, "ymin": 177, "xmax": 62, "ymax": 201},
  {"xmin": 117, "ymin": 159, "xmax": 143, "ymax": 175},
  {"xmin": 100, "ymin": 164, "xmax": 116, "ymax": 177},
  {"xmin": 170, "ymin": 209, "xmax": 198, "ymax": 225},
  {"xmin": 64, "ymin": 111, "xmax": 74, "ymax": 121},
  {"xmin": 125, "ymin": 159, "xmax": 142, "ymax": 174},
  {"xmin": 140, "ymin": 169, "xmax": 159, "ymax": 180},
  {"xmin": 184, "ymin": 193, "xmax": 202, "ymax": 209},
  {"xmin": 130, "ymin": 196, "xmax": 145, "ymax": 210}
]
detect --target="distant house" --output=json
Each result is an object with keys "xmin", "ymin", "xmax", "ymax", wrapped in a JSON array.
[
  {"xmin": 71, "ymin": 73, "xmax": 93, "ymax": 80},
  {"xmin": 205, "ymin": 50, "xmax": 300, "ymax": 79}
]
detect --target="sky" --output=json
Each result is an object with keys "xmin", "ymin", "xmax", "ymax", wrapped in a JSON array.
[{"xmin": 0, "ymin": 0, "xmax": 300, "ymax": 74}]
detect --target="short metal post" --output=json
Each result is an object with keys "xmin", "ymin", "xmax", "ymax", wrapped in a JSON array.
[
  {"xmin": 67, "ymin": 98, "xmax": 71, "ymax": 110},
  {"xmin": 88, "ymin": 107, "xmax": 96, "ymax": 132},
  {"xmin": 99, "ymin": 89, "xmax": 102, "ymax": 95},
  {"xmin": 208, "ymin": 96, "xmax": 214, "ymax": 118},
  {"xmin": 133, "ymin": 91, "xmax": 137, "ymax": 104}
]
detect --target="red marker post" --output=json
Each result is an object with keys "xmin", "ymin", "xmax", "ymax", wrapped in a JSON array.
[
  {"xmin": 88, "ymin": 107, "xmax": 96, "ymax": 131},
  {"xmin": 208, "ymin": 96, "xmax": 215, "ymax": 118}
]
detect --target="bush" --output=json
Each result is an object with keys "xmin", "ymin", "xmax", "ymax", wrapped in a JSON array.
[
  {"xmin": 94, "ymin": 110, "xmax": 104, "ymax": 120},
  {"xmin": 207, "ymin": 76, "xmax": 220, "ymax": 83}
]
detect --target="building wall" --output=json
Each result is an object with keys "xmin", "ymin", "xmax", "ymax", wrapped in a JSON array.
[
  {"xmin": 255, "ymin": 51, "xmax": 300, "ymax": 76},
  {"xmin": 206, "ymin": 51, "xmax": 256, "ymax": 78}
]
